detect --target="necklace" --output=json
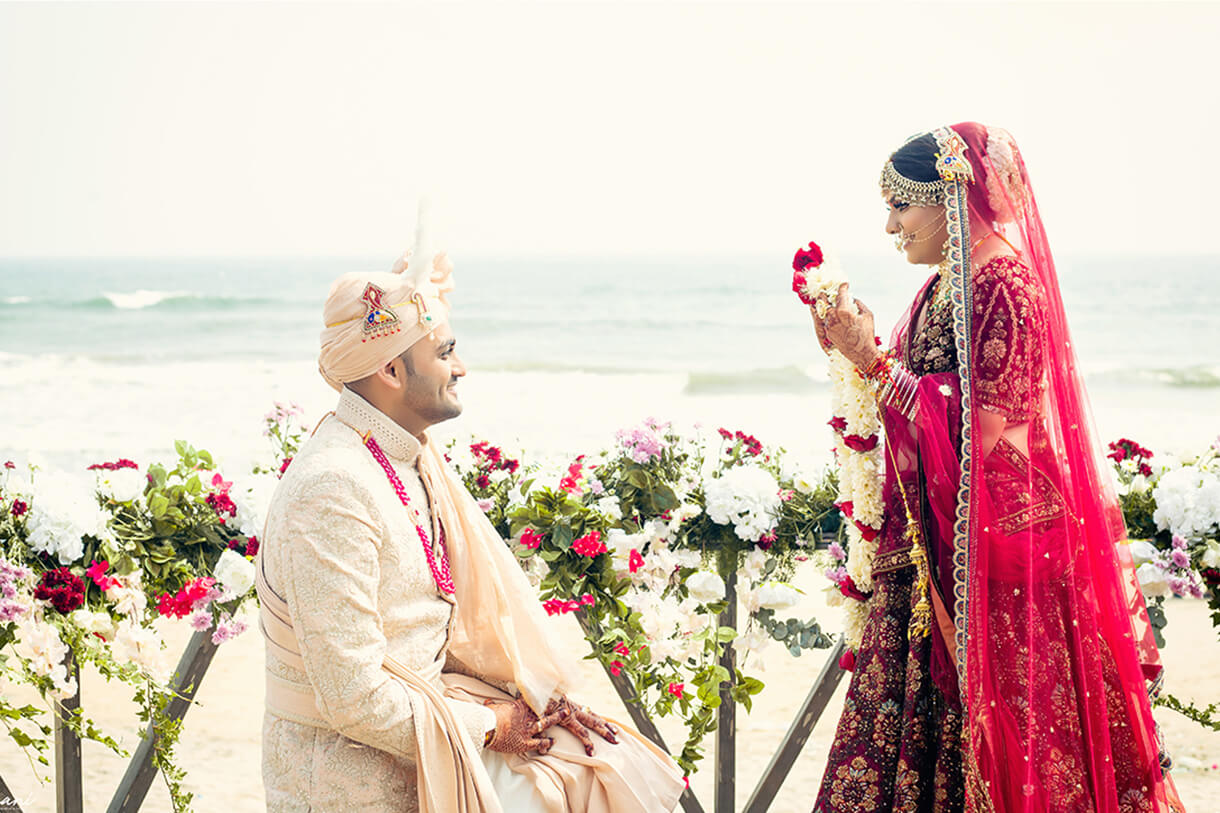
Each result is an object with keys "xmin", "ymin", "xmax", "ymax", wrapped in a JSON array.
[{"xmin": 362, "ymin": 431, "xmax": 455, "ymax": 594}]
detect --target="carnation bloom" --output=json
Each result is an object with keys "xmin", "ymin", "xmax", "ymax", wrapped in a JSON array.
[{"xmin": 34, "ymin": 567, "xmax": 86, "ymax": 614}]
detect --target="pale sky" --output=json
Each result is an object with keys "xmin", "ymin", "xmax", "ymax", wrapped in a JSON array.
[{"xmin": 2, "ymin": 0, "xmax": 1218, "ymax": 258}]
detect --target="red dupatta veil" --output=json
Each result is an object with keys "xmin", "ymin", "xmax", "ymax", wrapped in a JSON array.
[{"xmin": 898, "ymin": 123, "xmax": 1179, "ymax": 812}]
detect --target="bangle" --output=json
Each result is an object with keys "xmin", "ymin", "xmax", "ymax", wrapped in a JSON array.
[
  {"xmin": 484, "ymin": 727, "xmax": 495, "ymax": 747},
  {"xmin": 858, "ymin": 350, "xmax": 894, "ymax": 384}
]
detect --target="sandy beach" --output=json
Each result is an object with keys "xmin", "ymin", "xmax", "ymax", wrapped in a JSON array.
[{"xmin": 2, "ymin": 569, "xmax": 1217, "ymax": 813}]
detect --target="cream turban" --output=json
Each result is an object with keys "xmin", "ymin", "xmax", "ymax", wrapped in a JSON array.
[{"xmin": 317, "ymin": 251, "xmax": 455, "ymax": 391}]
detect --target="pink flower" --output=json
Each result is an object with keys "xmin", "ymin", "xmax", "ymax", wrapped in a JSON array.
[
  {"xmin": 628, "ymin": 549, "xmax": 645, "ymax": 573},
  {"xmin": 189, "ymin": 611, "xmax": 214, "ymax": 631},
  {"xmin": 778, "ymin": 489, "xmax": 795, "ymax": 502},
  {"xmin": 572, "ymin": 531, "xmax": 606, "ymax": 557},
  {"xmin": 86, "ymin": 560, "xmax": 121, "ymax": 591},
  {"xmin": 542, "ymin": 599, "xmax": 566, "ymax": 616},
  {"xmin": 614, "ymin": 642, "xmax": 631, "ymax": 657},
  {"xmin": 579, "ymin": 593, "xmax": 595, "ymax": 606},
  {"xmin": 609, "ymin": 660, "xmax": 624, "ymax": 676},
  {"xmin": 667, "ymin": 682, "xmax": 684, "ymax": 698},
  {"xmin": 211, "ymin": 614, "xmax": 248, "ymax": 645},
  {"xmin": 520, "ymin": 529, "xmax": 543, "ymax": 550},
  {"xmin": 1171, "ymin": 549, "xmax": 1190, "ymax": 569},
  {"xmin": 476, "ymin": 498, "xmax": 494, "ymax": 513}
]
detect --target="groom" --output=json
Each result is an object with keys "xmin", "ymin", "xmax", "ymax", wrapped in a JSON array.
[{"xmin": 256, "ymin": 235, "xmax": 684, "ymax": 812}]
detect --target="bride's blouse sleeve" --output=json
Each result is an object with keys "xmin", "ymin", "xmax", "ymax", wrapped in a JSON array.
[{"xmin": 970, "ymin": 256, "xmax": 1047, "ymax": 422}]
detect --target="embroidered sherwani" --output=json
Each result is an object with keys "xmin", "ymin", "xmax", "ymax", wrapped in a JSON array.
[{"xmin": 260, "ymin": 389, "xmax": 496, "ymax": 812}]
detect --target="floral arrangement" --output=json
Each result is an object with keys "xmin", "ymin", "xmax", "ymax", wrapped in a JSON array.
[
  {"xmin": 0, "ymin": 402, "xmax": 304, "ymax": 811},
  {"xmin": 450, "ymin": 420, "xmax": 839, "ymax": 775},
  {"xmin": 1112, "ymin": 435, "xmax": 1220, "ymax": 731},
  {"xmin": 791, "ymin": 241, "xmax": 884, "ymax": 650}
]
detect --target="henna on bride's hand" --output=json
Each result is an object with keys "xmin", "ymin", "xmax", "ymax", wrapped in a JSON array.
[{"xmin": 823, "ymin": 283, "xmax": 880, "ymax": 368}]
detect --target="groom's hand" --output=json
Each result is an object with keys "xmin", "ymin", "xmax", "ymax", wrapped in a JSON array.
[
  {"xmin": 533, "ymin": 696, "xmax": 619, "ymax": 756},
  {"xmin": 484, "ymin": 697, "xmax": 554, "ymax": 755}
]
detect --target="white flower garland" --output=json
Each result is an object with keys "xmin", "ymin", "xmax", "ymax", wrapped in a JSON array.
[{"xmin": 794, "ymin": 249, "xmax": 885, "ymax": 649}]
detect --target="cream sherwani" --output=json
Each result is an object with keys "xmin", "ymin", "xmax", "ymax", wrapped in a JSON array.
[{"xmin": 260, "ymin": 389, "xmax": 498, "ymax": 812}]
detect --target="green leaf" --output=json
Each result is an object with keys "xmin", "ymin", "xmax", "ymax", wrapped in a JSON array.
[
  {"xmin": 149, "ymin": 494, "xmax": 169, "ymax": 518},
  {"xmin": 715, "ymin": 626, "xmax": 737, "ymax": 643}
]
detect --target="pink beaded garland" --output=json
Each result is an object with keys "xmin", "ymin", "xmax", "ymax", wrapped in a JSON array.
[{"xmin": 364, "ymin": 434, "xmax": 455, "ymax": 594}]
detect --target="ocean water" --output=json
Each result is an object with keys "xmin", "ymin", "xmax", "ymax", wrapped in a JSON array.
[{"xmin": 1, "ymin": 255, "xmax": 1217, "ymax": 472}]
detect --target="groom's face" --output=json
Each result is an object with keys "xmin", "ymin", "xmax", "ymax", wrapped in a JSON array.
[{"xmin": 399, "ymin": 323, "xmax": 467, "ymax": 428}]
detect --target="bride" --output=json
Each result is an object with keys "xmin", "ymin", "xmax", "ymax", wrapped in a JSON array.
[{"xmin": 807, "ymin": 123, "xmax": 1184, "ymax": 812}]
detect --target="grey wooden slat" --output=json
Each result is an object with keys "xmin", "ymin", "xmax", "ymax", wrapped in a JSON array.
[
  {"xmin": 54, "ymin": 650, "xmax": 82, "ymax": 813},
  {"xmin": 714, "ymin": 569, "xmax": 736, "ymax": 813},
  {"xmin": 742, "ymin": 637, "xmax": 847, "ymax": 813},
  {"xmin": 576, "ymin": 613, "xmax": 705, "ymax": 813},
  {"xmin": 107, "ymin": 630, "xmax": 220, "ymax": 813},
  {"xmin": 0, "ymin": 770, "xmax": 26, "ymax": 812}
]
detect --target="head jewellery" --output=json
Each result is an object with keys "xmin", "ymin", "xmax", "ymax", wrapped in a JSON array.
[{"xmin": 880, "ymin": 128, "xmax": 975, "ymax": 208}]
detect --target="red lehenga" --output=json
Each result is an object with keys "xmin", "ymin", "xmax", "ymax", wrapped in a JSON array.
[{"xmin": 813, "ymin": 123, "xmax": 1184, "ymax": 813}]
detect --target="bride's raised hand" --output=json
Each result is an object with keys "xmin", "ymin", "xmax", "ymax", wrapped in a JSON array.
[{"xmin": 822, "ymin": 283, "xmax": 881, "ymax": 369}]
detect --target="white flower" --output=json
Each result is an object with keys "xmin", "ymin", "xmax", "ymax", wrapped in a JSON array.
[
  {"xmin": 1126, "ymin": 539, "xmax": 1159, "ymax": 567},
  {"xmin": 24, "ymin": 472, "xmax": 111, "ymax": 565},
  {"xmin": 106, "ymin": 572, "xmax": 148, "ymax": 618},
  {"xmin": 69, "ymin": 608, "xmax": 116, "ymax": 640},
  {"xmin": 490, "ymin": 468, "xmax": 511, "ymax": 484},
  {"xmin": 230, "ymin": 471, "xmax": 278, "ymax": 537},
  {"xmin": 685, "ymin": 570, "xmax": 726, "ymax": 603},
  {"xmin": 15, "ymin": 617, "xmax": 69, "ymax": 677},
  {"xmin": 1201, "ymin": 541, "xmax": 1220, "ymax": 570},
  {"xmin": 596, "ymin": 495, "xmax": 623, "ymax": 521},
  {"xmin": 1135, "ymin": 563, "xmax": 1170, "ymax": 598},
  {"xmin": 740, "ymin": 549, "xmax": 768, "ymax": 583},
  {"xmin": 214, "ymin": 549, "xmax": 255, "ymax": 597},
  {"xmin": 1153, "ymin": 466, "xmax": 1220, "ymax": 538},
  {"xmin": 704, "ymin": 464, "xmax": 781, "ymax": 542},
  {"xmin": 113, "ymin": 620, "xmax": 171, "ymax": 682},
  {"xmin": 757, "ymin": 582, "xmax": 802, "ymax": 611},
  {"xmin": 96, "ymin": 467, "xmax": 145, "ymax": 503}
]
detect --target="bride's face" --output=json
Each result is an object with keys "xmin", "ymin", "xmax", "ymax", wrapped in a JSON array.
[{"xmin": 884, "ymin": 195, "xmax": 947, "ymax": 266}]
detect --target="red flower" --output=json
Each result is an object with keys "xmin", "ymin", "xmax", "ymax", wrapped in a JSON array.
[
  {"xmin": 828, "ymin": 416, "xmax": 848, "ymax": 433},
  {"xmin": 542, "ymin": 599, "xmax": 566, "ymax": 616},
  {"xmin": 157, "ymin": 576, "xmax": 217, "ymax": 618},
  {"xmin": 206, "ymin": 491, "xmax": 237, "ymax": 519},
  {"xmin": 4, "ymin": 461, "xmax": 15, "ymax": 469},
  {"xmin": 853, "ymin": 520, "xmax": 880, "ymax": 542},
  {"xmin": 10, "ymin": 499, "xmax": 28, "ymax": 518},
  {"xmin": 279, "ymin": 457, "xmax": 293, "ymax": 475},
  {"xmin": 475, "ymin": 474, "xmax": 490, "ymax": 490},
  {"xmin": 837, "ymin": 575, "xmax": 871, "ymax": 602},
  {"xmin": 838, "ymin": 648, "xmax": 856, "ymax": 672},
  {"xmin": 571, "ymin": 531, "xmax": 606, "ymax": 557},
  {"xmin": 757, "ymin": 530, "xmax": 777, "ymax": 550},
  {"xmin": 792, "ymin": 241, "xmax": 824, "ymax": 271},
  {"xmin": 613, "ymin": 642, "xmax": 631, "ymax": 657},
  {"xmin": 842, "ymin": 434, "xmax": 879, "ymax": 452},
  {"xmin": 245, "ymin": 536, "xmax": 260, "ymax": 557},
  {"xmin": 34, "ymin": 568, "xmax": 85, "ymax": 614},
  {"xmin": 519, "ymin": 529, "xmax": 543, "ymax": 550},
  {"xmin": 579, "ymin": 593, "xmax": 596, "ymax": 606},
  {"xmin": 85, "ymin": 560, "xmax": 120, "ymax": 591},
  {"xmin": 87, "ymin": 458, "xmax": 139, "ymax": 472},
  {"xmin": 717, "ymin": 428, "xmax": 733, "ymax": 440},
  {"xmin": 628, "ymin": 548, "xmax": 645, "ymax": 573},
  {"xmin": 836, "ymin": 501, "xmax": 854, "ymax": 518},
  {"xmin": 667, "ymin": 682, "xmax": 684, "ymax": 698},
  {"xmin": 609, "ymin": 660, "xmax": 624, "ymax": 676}
]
